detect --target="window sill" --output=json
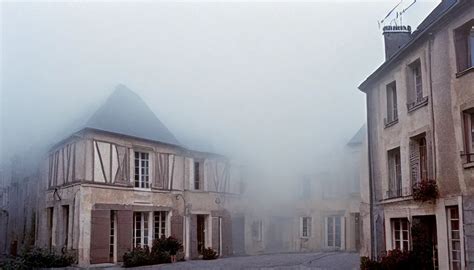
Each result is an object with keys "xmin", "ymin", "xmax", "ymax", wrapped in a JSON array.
[
  {"xmin": 384, "ymin": 118, "xmax": 399, "ymax": 129},
  {"xmin": 407, "ymin": 96, "xmax": 429, "ymax": 113},
  {"xmin": 379, "ymin": 195, "xmax": 413, "ymax": 205},
  {"xmin": 463, "ymin": 162, "xmax": 474, "ymax": 169},
  {"xmin": 456, "ymin": 66, "xmax": 474, "ymax": 78},
  {"xmin": 133, "ymin": 187, "xmax": 152, "ymax": 192}
]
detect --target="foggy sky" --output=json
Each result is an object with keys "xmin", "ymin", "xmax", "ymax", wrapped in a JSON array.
[{"xmin": 1, "ymin": 1, "xmax": 440, "ymax": 195}]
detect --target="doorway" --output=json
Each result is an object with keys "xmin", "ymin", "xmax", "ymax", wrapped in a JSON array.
[
  {"xmin": 412, "ymin": 215, "xmax": 438, "ymax": 270},
  {"xmin": 197, "ymin": 215, "xmax": 206, "ymax": 255}
]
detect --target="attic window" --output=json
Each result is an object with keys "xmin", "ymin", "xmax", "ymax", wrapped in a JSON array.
[{"xmin": 454, "ymin": 20, "xmax": 474, "ymax": 76}]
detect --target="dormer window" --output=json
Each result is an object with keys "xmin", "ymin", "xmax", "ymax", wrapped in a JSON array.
[{"xmin": 134, "ymin": 151, "xmax": 149, "ymax": 188}]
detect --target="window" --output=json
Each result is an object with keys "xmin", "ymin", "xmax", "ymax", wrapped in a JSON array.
[
  {"xmin": 301, "ymin": 217, "xmax": 311, "ymax": 238},
  {"xmin": 407, "ymin": 59, "xmax": 427, "ymax": 111},
  {"xmin": 194, "ymin": 161, "xmax": 201, "ymax": 190},
  {"xmin": 454, "ymin": 21, "xmax": 474, "ymax": 73},
  {"xmin": 62, "ymin": 205, "xmax": 69, "ymax": 248},
  {"xmin": 134, "ymin": 152, "xmax": 149, "ymax": 188},
  {"xmin": 463, "ymin": 109, "xmax": 474, "ymax": 163},
  {"xmin": 326, "ymin": 216, "xmax": 342, "ymax": 248},
  {"xmin": 410, "ymin": 134, "xmax": 428, "ymax": 183},
  {"xmin": 413, "ymin": 62, "xmax": 423, "ymax": 101},
  {"xmin": 392, "ymin": 218, "xmax": 409, "ymax": 250},
  {"xmin": 252, "ymin": 220, "xmax": 263, "ymax": 241},
  {"xmin": 133, "ymin": 212, "xmax": 149, "ymax": 247},
  {"xmin": 447, "ymin": 207, "xmax": 462, "ymax": 270},
  {"xmin": 110, "ymin": 210, "xmax": 116, "ymax": 259},
  {"xmin": 387, "ymin": 148, "xmax": 402, "ymax": 198},
  {"xmin": 385, "ymin": 81, "xmax": 398, "ymax": 125},
  {"xmin": 300, "ymin": 177, "xmax": 311, "ymax": 199},
  {"xmin": 154, "ymin": 211, "xmax": 168, "ymax": 239}
]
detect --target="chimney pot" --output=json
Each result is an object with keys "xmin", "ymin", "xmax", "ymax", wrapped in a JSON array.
[{"xmin": 383, "ymin": 25, "xmax": 412, "ymax": 60}]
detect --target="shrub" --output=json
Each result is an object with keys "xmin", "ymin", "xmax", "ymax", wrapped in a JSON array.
[
  {"xmin": 152, "ymin": 236, "xmax": 183, "ymax": 255},
  {"xmin": 412, "ymin": 179, "xmax": 438, "ymax": 202},
  {"xmin": 202, "ymin": 247, "xmax": 218, "ymax": 260},
  {"xmin": 360, "ymin": 250, "xmax": 415, "ymax": 270},
  {"xmin": 0, "ymin": 247, "xmax": 75, "ymax": 269},
  {"xmin": 123, "ymin": 246, "xmax": 153, "ymax": 268},
  {"xmin": 123, "ymin": 237, "xmax": 183, "ymax": 267}
]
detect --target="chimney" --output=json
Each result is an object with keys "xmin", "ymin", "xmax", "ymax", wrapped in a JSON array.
[{"xmin": 383, "ymin": 25, "xmax": 412, "ymax": 60}]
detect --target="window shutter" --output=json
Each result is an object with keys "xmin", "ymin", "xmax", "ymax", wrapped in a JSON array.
[
  {"xmin": 221, "ymin": 212, "xmax": 233, "ymax": 256},
  {"xmin": 212, "ymin": 217, "xmax": 220, "ymax": 252},
  {"xmin": 190, "ymin": 215, "xmax": 198, "ymax": 259},
  {"xmin": 307, "ymin": 218, "xmax": 312, "ymax": 237},
  {"xmin": 116, "ymin": 210, "xmax": 133, "ymax": 262},
  {"xmin": 426, "ymin": 133, "xmax": 434, "ymax": 179},
  {"xmin": 299, "ymin": 217, "xmax": 303, "ymax": 237},
  {"xmin": 155, "ymin": 153, "xmax": 170, "ymax": 189},
  {"xmin": 409, "ymin": 141, "xmax": 420, "ymax": 185},
  {"xmin": 388, "ymin": 154, "xmax": 395, "ymax": 195},
  {"xmin": 90, "ymin": 210, "xmax": 110, "ymax": 264}
]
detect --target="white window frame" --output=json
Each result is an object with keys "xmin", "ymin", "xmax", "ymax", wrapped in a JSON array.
[
  {"xmin": 391, "ymin": 218, "xmax": 410, "ymax": 251},
  {"xmin": 325, "ymin": 216, "xmax": 343, "ymax": 249},
  {"xmin": 252, "ymin": 220, "xmax": 263, "ymax": 241},
  {"xmin": 134, "ymin": 151, "xmax": 150, "ymax": 189},
  {"xmin": 133, "ymin": 212, "xmax": 152, "ymax": 247},
  {"xmin": 388, "ymin": 148, "xmax": 402, "ymax": 198},
  {"xmin": 154, "ymin": 211, "xmax": 168, "ymax": 239},
  {"xmin": 301, "ymin": 216, "xmax": 311, "ymax": 238},
  {"xmin": 447, "ymin": 206, "xmax": 462, "ymax": 270},
  {"xmin": 412, "ymin": 61, "xmax": 423, "ymax": 102},
  {"xmin": 386, "ymin": 81, "xmax": 398, "ymax": 123},
  {"xmin": 463, "ymin": 111, "xmax": 474, "ymax": 155}
]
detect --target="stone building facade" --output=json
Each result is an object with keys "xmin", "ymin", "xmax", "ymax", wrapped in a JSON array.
[
  {"xmin": 359, "ymin": 0, "xmax": 474, "ymax": 269},
  {"xmin": 243, "ymin": 126, "xmax": 365, "ymax": 255},
  {"xmin": 1, "ymin": 85, "xmax": 244, "ymax": 266}
]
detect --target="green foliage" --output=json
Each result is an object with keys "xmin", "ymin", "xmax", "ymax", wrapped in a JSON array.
[
  {"xmin": 412, "ymin": 179, "xmax": 438, "ymax": 202},
  {"xmin": 360, "ymin": 250, "xmax": 415, "ymax": 270},
  {"xmin": 0, "ymin": 247, "xmax": 75, "ymax": 270},
  {"xmin": 202, "ymin": 247, "xmax": 218, "ymax": 260},
  {"xmin": 152, "ymin": 236, "xmax": 183, "ymax": 256},
  {"xmin": 123, "ymin": 237, "xmax": 183, "ymax": 267}
]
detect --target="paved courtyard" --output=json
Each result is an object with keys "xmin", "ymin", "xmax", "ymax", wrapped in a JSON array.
[{"xmin": 113, "ymin": 252, "xmax": 359, "ymax": 270}]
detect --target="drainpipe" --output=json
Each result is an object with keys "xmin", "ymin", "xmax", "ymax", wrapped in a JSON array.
[
  {"xmin": 366, "ymin": 95, "xmax": 377, "ymax": 260},
  {"xmin": 428, "ymin": 32, "xmax": 437, "ymax": 180}
]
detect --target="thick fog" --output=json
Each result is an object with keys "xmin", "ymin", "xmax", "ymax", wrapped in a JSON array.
[{"xmin": 1, "ymin": 1, "xmax": 439, "ymax": 200}]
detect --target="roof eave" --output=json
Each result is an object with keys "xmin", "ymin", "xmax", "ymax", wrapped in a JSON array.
[{"xmin": 358, "ymin": 0, "xmax": 460, "ymax": 92}]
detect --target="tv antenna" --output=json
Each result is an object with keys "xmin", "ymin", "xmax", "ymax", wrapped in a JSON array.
[{"xmin": 378, "ymin": 0, "xmax": 417, "ymax": 29}]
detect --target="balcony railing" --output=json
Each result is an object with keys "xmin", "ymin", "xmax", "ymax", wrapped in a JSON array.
[
  {"xmin": 385, "ymin": 187, "xmax": 413, "ymax": 200},
  {"xmin": 407, "ymin": 96, "xmax": 429, "ymax": 112},
  {"xmin": 461, "ymin": 153, "xmax": 474, "ymax": 164},
  {"xmin": 384, "ymin": 116, "xmax": 399, "ymax": 128}
]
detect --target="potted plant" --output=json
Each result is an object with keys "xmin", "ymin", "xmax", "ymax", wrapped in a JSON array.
[{"xmin": 412, "ymin": 179, "xmax": 439, "ymax": 202}]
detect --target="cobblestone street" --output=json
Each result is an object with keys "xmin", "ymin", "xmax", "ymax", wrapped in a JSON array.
[{"xmin": 112, "ymin": 252, "xmax": 359, "ymax": 270}]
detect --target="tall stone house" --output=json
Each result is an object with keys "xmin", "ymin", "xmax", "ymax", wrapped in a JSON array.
[
  {"xmin": 244, "ymin": 126, "xmax": 365, "ymax": 255},
  {"xmin": 359, "ymin": 0, "xmax": 474, "ymax": 269},
  {"xmin": 1, "ymin": 85, "xmax": 244, "ymax": 266}
]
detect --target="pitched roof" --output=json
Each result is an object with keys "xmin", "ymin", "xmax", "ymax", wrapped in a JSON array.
[
  {"xmin": 84, "ymin": 84, "xmax": 180, "ymax": 146},
  {"xmin": 347, "ymin": 124, "xmax": 366, "ymax": 146},
  {"xmin": 358, "ymin": 0, "xmax": 460, "ymax": 91}
]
